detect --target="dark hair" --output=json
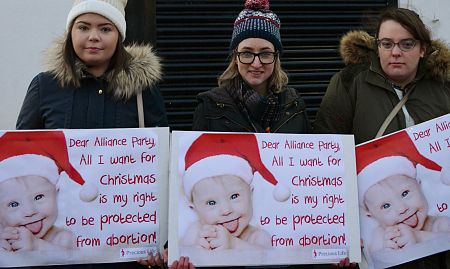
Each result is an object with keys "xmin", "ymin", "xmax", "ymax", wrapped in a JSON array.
[
  {"xmin": 62, "ymin": 21, "xmax": 131, "ymax": 87},
  {"xmin": 375, "ymin": 8, "xmax": 431, "ymax": 48}
]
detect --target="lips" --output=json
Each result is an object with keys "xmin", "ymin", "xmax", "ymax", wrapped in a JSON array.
[
  {"xmin": 23, "ymin": 219, "xmax": 43, "ymax": 235},
  {"xmin": 219, "ymin": 218, "xmax": 239, "ymax": 233},
  {"xmin": 400, "ymin": 212, "xmax": 418, "ymax": 228},
  {"xmin": 86, "ymin": 47, "xmax": 102, "ymax": 53},
  {"xmin": 249, "ymin": 71, "xmax": 263, "ymax": 75}
]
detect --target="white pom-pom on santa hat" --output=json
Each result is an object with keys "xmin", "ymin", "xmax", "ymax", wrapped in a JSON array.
[
  {"xmin": 356, "ymin": 130, "xmax": 450, "ymax": 205},
  {"xmin": 272, "ymin": 180, "xmax": 290, "ymax": 202},
  {"xmin": 0, "ymin": 131, "xmax": 98, "ymax": 202},
  {"xmin": 79, "ymin": 181, "xmax": 99, "ymax": 202},
  {"xmin": 183, "ymin": 133, "xmax": 290, "ymax": 202}
]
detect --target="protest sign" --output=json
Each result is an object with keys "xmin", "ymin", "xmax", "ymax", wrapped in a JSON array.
[
  {"xmin": 0, "ymin": 128, "xmax": 169, "ymax": 267},
  {"xmin": 168, "ymin": 131, "xmax": 361, "ymax": 266},
  {"xmin": 357, "ymin": 114, "xmax": 450, "ymax": 269}
]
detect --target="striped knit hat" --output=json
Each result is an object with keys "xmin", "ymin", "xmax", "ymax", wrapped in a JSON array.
[{"xmin": 230, "ymin": 0, "xmax": 282, "ymax": 53}]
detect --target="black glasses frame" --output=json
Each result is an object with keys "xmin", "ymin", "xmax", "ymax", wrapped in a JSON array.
[{"xmin": 236, "ymin": 51, "xmax": 278, "ymax": 64}]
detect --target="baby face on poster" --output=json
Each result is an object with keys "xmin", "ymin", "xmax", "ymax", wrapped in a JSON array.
[
  {"xmin": 0, "ymin": 176, "xmax": 58, "ymax": 239},
  {"xmin": 190, "ymin": 175, "xmax": 253, "ymax": 238},
  {"xmin": 363, "ymin": 174, "xmax": 428, "ymax": 229}
]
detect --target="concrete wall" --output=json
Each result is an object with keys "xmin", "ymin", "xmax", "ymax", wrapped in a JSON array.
[
  {"xmin": 399, "ymin": 0, "xmax": 450, "ymax": 41},
  {"xmin": 0, "ymin": 1, "xmax": 449, "ymax": 130},
  {"xmin": 0, "ymin": 0, "xmax": 72, "ymax": 130}
]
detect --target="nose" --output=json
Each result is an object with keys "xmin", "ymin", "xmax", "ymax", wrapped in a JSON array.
[
  {"xmin": 396, "ymin": 201, "xmax": 408, "ymax": 215},
  {"xmin": 251, "ymin": 55, "xmax": 263, "ymax": 67},
  {"xmin": 220, "ymin": 202, "xmax": 232, "ymax": 216},
  {"xmin": 88, "ymin": 29, "xmax": 100, "ymax": 41},
  {"xmin": 22, "ymin": 202, "xmax": 37, "ymax": 217},
  {"xmin": 391, "ymin": 44, "xmax": 402, "ymax": 56}
]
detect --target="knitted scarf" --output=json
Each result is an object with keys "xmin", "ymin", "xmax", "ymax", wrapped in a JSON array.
[{"xmin": 227, "ymin": 80, "xmax": 282, "ymax": 132}]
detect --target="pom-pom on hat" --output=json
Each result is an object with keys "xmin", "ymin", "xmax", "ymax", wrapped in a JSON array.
[
  {"xmin": 356, "ymin": 130, "xmax": 450, "ymax": 204},
  {"xmin": 183, "ymin": 133, "xmax": 290, "ymax": 202},
  {"xmin": 0, "ymin": 131, "xmax": 98, "ymax": 202},
  {"xmin": 230, "ymin": 0, "xmax": 283, "ymax": 53},
  {"xmin": 66, "ymin": 0, "xmax": 128, "ymax": 40}
]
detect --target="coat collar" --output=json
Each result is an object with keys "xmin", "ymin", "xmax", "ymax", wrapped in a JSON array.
[
  {"xmin": 44, "ymin": 36, "xmax": 162, "ymax": 99},
  {"xmin": 339, "ymin": 30, "xmax": 450, "ymax": 82}
]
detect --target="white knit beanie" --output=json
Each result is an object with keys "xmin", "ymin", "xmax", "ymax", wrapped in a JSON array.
[{"xmin": 66, "ymin": 0, "xmax": 127, "ymax": 40}]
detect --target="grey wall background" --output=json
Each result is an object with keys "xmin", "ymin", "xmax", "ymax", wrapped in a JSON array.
[{"xmin": 0, "ymin": 0, "xmax": 72, "ymax": 129}]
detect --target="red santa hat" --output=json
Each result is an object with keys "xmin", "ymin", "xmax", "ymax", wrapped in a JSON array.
[
  {"xmin": 356, "ymin": 130, "xmax": 450, "ymax": 205},
  {"xmin": 183, "ymin": 133, "xmax": 290, "ymax": 202},
  {"xmin": 0, "ymin": 131, "xmax": 98, "ymax": 202}
]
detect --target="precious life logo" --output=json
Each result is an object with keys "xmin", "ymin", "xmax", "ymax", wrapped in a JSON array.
[
  {"xmin": 313, "ymin": 249, "xmax": 348, "ymax": 260},
  {"xmin": 120, "ymin": 246, "xmax": 158, "ymax": 259}
]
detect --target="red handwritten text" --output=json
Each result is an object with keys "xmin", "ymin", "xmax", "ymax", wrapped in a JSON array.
[{"xmin": 100, "ymin": 211, "xmax": 157, "ymax": 231}]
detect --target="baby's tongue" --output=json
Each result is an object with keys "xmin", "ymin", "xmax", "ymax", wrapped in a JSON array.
[
  {"xmin": 402, "ymin": 213, "xmax": 418, "ymax": 228},
  {"xmin": 222, "ymin": 219, "xmax": 238, "ymax": 233},
  {"xmin": 25, "ymin": 220, "xmax": 43, "ymax": 235}
]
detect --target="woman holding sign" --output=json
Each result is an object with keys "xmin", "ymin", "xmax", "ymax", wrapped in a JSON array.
[
  {"xmin": 188, "ymin": 1, "xmax": 355, "ymax": 269},
  {"xmin": 192, "ymin": 0, "xmax": 311, "ymax": 134},
  {"xmin": 314, "ymin": 8, "xmax": 450, "ymax": 145},
  {"xmin": 314, "ymin": 7, "xmax": 450, "ymax": 269},
  {"xmin": 14, "ymin": 1, "xmax": 175, "ymax": 269}
]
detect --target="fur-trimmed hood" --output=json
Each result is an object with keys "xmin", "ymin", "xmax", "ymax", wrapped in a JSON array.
[
  {"xmin": 44, "ymin": 37, "xmax": 162, "ymax": 99},
  {"xmin": 339, "ymin": 30, "xmax": 450, "ymax": 81}
]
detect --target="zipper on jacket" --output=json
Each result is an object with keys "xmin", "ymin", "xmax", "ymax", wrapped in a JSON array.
[
  {"xmin": 242, "ymin": 107, "xmax": 259, "ymax": 132},
  {"xmin": 284, "ymin": 100, "xmax": 299, "ymax": 110}
]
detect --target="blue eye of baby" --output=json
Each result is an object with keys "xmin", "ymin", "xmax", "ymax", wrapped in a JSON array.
[
  {"xmin": 207, "ymin": 200, "xmax": 216, "ymax": 206},
  {"xmin": 230, "ymin": 193, "xmax": 239, "ymax": 199},
  {"xmin": 401, "ymin": 190, "xmax": 409, "ymax": 197},
  {"xmin": 382, "ymin": 203, "xmax": 390, "ymax": 209},
  {"xmin": 8, "ymin": 201, "xmax": 19, "ymax": 208},
  {"xmin": 35, "ymin": 194, "xmax": 44, "ymax": 201}
]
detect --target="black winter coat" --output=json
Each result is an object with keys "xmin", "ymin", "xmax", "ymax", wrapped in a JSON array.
[
  {"xmin": 17, "ymin": 43, "xmax": 167, "ymax": 129},
  {"xmin": 193, "ymin": 86, "xmax": 311, "ymax": 134},
  {"xmin": 193, "ymin": 87, "xmax": 325, "ymax": 269},
  {"xmin": 14, "ymin": 41, "xmax": 167, "ymax": 269},
  {"xmin": 17, "ymin": 72, "xmax": 167, "ymax": 129}
]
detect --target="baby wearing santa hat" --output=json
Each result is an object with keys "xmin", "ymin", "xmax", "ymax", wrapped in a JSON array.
[
  {"xmin": 0, "ymin": 131, "xmax": 97, "ymax": 252},
  {"xmin": 357, "ymin": 131, "xmax": 450, "ymax": 255},
  {"xmin": 180, "ymin": 133, "xmax": 290, "ymax": 250}
]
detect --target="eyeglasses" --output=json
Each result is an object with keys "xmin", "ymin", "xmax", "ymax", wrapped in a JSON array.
[
  {"xmin": 376, "ymin": 38, "xmax": 417, "ymax": 52},
  {"xmin": 236, "ymin": 51, "xmax": 277, "ymax": 64}
]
